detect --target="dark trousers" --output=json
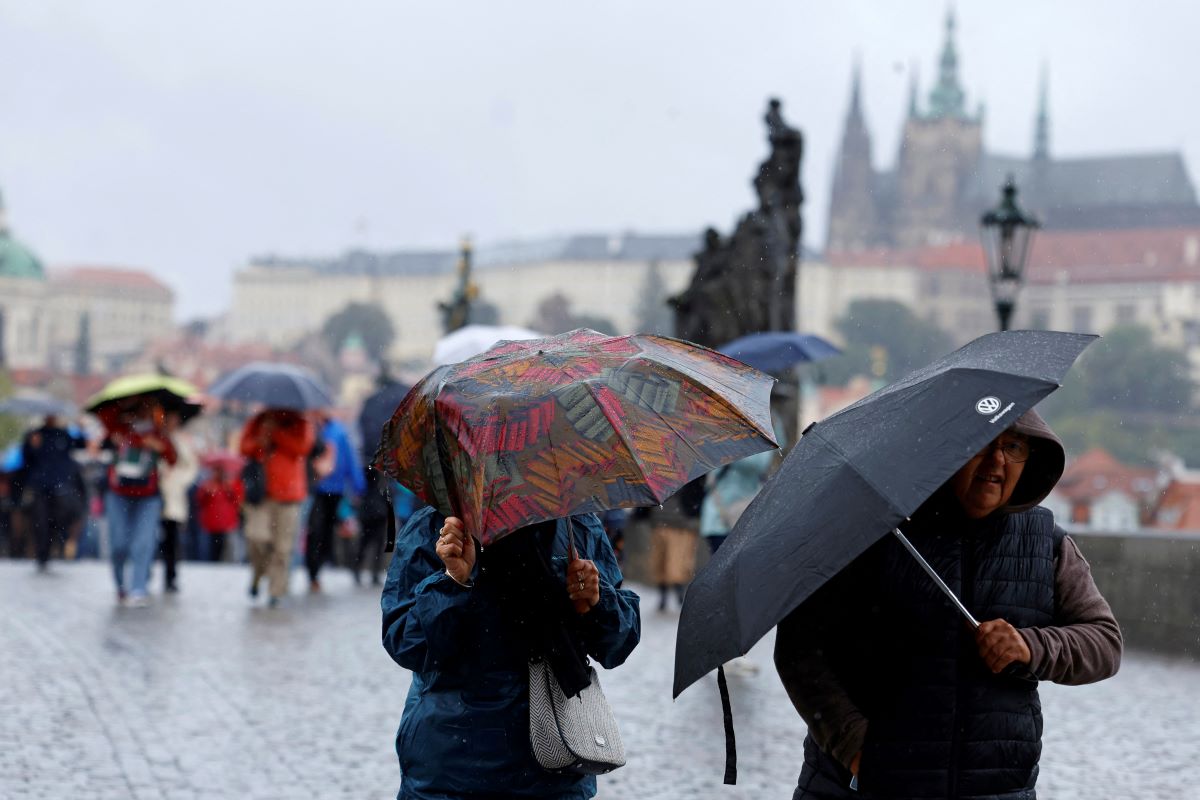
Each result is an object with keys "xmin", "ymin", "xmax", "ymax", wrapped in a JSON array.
[
  {"xmin": 28, "ymin": 490, "xmax": 72, "ymax": 567},
  {"xmin": 159, "ymin": 519, "xmax": 180, "ymax": 588},
  {"xmin": 354, "ymin": 515, "xmax": 386, "ymax": 584},
  {"xmin": 305, "ymin": 492, "xmax": 342, "ymax": 583},
  {"xmin": 207, "ymin": 532, "xmax": 229, "ymax": 563}
]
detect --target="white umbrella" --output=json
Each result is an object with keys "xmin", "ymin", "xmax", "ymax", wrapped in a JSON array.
[{"xmin": 431, "ymin": 324, "xmax": 544, "ymax": 366}]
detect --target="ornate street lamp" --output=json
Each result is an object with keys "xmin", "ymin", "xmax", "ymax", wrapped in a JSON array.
[{"xmin": 979, "ymin": 176, "xmax": 1040, "ymax": 331}]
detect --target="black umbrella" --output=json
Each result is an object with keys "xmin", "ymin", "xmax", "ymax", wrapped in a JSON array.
[
  {"xmin": 358, "ymin": 378, "xmax": 410, "ymax": 462},
  {"xmin": 207, "ymin": 362, "xmax": 334, "ymax": 412},
  {"xmin": 674, "ymin": 329, "xmax": 1094, "ymax": 694}
]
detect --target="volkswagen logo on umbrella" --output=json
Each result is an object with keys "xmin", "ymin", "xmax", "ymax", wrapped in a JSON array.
[{"xmin": 975, "ymin": 396, "xmax": 1002, "ymax": 415}]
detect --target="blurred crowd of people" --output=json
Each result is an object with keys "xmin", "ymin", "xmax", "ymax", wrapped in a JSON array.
[{"xmin": 0, "ymin": 386, "xmax": 416, "ymax": 609}]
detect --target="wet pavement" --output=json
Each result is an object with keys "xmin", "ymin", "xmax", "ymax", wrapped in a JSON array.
[{"xmin": 0, "ymin": 559, "xmax": 1195, "ymax": 799}]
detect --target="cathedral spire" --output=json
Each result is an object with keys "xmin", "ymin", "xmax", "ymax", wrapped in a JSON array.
[
  {"xmin": 849, "ymin": 56, "xmax": 863, "ymax": 118},
  {"xmin": 927, "ymin": 6, "xmax": 966, "ymax": 119},
  {"xmin": 1033, "ymin": 64, "xmax": 1050, "ymax": 161},
  {"xmin": 907, "ymin": 62, "xmax": 920, "ymax": 119}
]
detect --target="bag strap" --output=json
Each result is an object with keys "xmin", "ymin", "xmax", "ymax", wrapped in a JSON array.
[
  {"xmin": 383, "ymin": 471, "xmax": 397, "ymax": 552},
  {"xmin": 567, "ymin": 516, "xmax": 578, "ymax": 562},
  {"xmin": 717, "ymin": 664, "xmax": 738, "ymax": 785}
]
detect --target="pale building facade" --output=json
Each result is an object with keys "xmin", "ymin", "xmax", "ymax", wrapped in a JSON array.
[
  {"xmin": 44, "ymin": 267, "xmax": 175, "ymax": 374},
  {"xmin": 227, "ymin": 234, "xmax": 699, "ymax": 365}
]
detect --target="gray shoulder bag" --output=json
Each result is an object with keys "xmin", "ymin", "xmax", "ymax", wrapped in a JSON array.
[{"xmin": 527, "ymin": 520, "xmax": 626, "ymax": 775}]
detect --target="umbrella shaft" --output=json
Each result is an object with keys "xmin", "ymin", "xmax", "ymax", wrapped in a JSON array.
[{"xmin": 891, "ymin": 528, "xmax": 980, "ymax": 629}]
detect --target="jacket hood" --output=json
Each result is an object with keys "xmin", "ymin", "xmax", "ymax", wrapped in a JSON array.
[{"xmin": 1004, "ymin": 408, "xmax": 1065, "ymax": 512}]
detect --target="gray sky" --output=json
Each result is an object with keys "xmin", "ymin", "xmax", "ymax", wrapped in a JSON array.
[{"xmin": 3, "ymin": 1, "xmax": 1198, "ymax": 319}]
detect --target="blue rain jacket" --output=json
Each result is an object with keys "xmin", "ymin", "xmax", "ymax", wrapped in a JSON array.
[
  {"xmin": 313, "ymin": 418, "xmax": 365, "ymax": 497},
  {"xmin": 382, "ymin": 506, "xmax": 641, "ymax": 800}
]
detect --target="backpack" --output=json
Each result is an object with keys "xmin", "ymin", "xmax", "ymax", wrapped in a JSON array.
[{"xmin": 241, "ymin": 460, "xmax": 266, "ymax": 505}]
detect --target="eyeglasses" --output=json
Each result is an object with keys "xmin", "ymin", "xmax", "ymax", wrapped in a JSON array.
[{"xmin": 980, "ymin": 438, "xmax": 1032, "ymax": 464}]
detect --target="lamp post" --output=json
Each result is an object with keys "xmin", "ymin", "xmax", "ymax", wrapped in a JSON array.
[{"xmin": 979, "ymin": 176, "xmax": 1040, "ymax": 331}]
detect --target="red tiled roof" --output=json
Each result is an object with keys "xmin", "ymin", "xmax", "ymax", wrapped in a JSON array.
[
  {"xmin": 48, "ymin": 266, "xmax": 174, "ymax": 296},
  {"xmin": 1055, "ymin": 447, "xmax": 1159, "ymax": 504},
  {"xmin": 827, "ymin": 227, "xmax": 1200, "ymax": 285},
  {"xmin": 1151, "ymin": 479, "xmax": 1200, "ymax": 530}
]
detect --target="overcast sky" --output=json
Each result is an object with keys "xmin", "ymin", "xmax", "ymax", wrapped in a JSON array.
[{"xmin": 3, "ymin": 1, "xmax": 1198, "ymax": 319}]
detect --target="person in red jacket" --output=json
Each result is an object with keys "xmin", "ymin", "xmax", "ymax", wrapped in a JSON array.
[
  {"xmin": 196, "ymin": 461, "xmax": 244, "ymax": 563},
  {"xmin": 239, "ymin": 409, "xmax": 315, "ymax": 606},
  {"xmin": 97, "ymin": 398, "xmax": 177, "ymax": 607}
]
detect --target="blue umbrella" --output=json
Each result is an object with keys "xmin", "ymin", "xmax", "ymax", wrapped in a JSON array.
[
  {"xmin": 207, "ymin": 362, "xmax": 335, "ymax": 411},
  {"xmin": 718, "ymin": 332, "xmax": 841, "ymax": 373},
  {"xmin": 1, "ymin": 444, "xmax": 22, "ymax": 473}
]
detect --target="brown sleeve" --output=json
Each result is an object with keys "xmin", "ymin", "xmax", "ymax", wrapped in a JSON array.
[
  {"xmin": 773, "ymin": 597, "xmax": 868, "ymax": 771},
  {"xmin": 1018, "ymin": 535, "xmax": 1123, "ymax": 685}
]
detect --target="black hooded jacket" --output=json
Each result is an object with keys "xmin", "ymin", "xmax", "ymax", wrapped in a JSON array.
[{"xmin": 775, "ymin": 410, "xmax": 1122, "ymax": 800}]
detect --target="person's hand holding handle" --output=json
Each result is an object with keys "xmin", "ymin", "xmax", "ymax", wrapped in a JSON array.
[{"xmin": 437, "ymin": 516, "xmax": 476, "ymax": 586}]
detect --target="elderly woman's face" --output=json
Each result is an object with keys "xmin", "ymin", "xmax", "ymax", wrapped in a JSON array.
[{"xmin": 950, "ymin": 432, "xmax": 1029, "ymax": 519}]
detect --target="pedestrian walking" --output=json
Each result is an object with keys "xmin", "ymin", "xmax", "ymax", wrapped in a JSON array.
[
  {"xmin": 774, "ymin": 411, "xmax": 1122, "ymax": 799},
  {"xmin": 157, "ymin": 409, "xmax": 198, "ymax": 592},
  {"xmin": 19, "ymin": 415, "xmax": 86, "ymax": 571},
  {"xmin": 304, "ymin": 411, "xmax": 363, "ymax": 593},
  {"xmin": 382, "ymin": 508, "xmax": 640, "ymax": 799},
  {"xmin": 647, "ymin": 477, "xmax": 705, "ymax": 612},
  {"xmin": 97, "ymin": 400, "xmax": 177, "ymax": 606},
  {"xmin": 700, "ymin": 449, "xmax": 774, "ymax": 554},
  {"xmin": 196, "ymin": 460, "xmax": 244, "ymax": 563},
  {"xmin": 239, "ymin": 409, "xmax": 315, "ymax": 606}
]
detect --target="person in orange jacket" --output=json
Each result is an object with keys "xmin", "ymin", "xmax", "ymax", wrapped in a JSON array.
[{"xmin": 239, "ymin": 409, "xmax": 315, "ymax": 606}]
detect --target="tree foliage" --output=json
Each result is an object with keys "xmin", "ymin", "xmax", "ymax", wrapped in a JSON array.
[
  {"xmin": 527, "ymin": 292, "xmax": 617, "ymax": 335},
  {"xmin": 818, "ymin": 299, "xmax": 954, "ymax": 384},
  {"xmin": 320, "ymin": 302, "xmax": 396, "ymax": 362},
  {"xmin": 0, "ymin": 370, "xmax": 20, "ymax": 450}
]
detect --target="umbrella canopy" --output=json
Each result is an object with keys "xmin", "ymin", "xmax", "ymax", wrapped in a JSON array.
[
  {"xmin": 359, "ymin": 379, "xmax": 412, "ymax": 462},
  {"xmin": 432, "ymin": 324, "xmax": 544, "ymax": 366},
  {"xmin": 207, "ymin": 362, "xmax": 334, "ymax": 412},
  {"xmin": 376, "ymin": 328, "xmax": 778, "ymax": 545},
  {"xmin": 718, "ymin": 331, "xmax": 841, "ymax": 373},
  {"xmin": 85, "ymin": 374, "xmax": 200, "ymax": 416},
  {"xmin": 673, "ymin": 329, "xmax": 1095, "ymax": 698},
  {"xmin": 0, "ymin": 392, "xmax": 76, "ymax": 418}
]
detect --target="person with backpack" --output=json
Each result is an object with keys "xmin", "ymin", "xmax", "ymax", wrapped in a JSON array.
[
  {"xmin": 239, "ymin": 409, "xmax": 315, "ymax": 607},
  {"xmin": 96, "ymin": 399, "xmax": 177, "ymax": 606},
  {"xmin": 304, "ymin": 411, "xmax": 364, "ymax": 593}
]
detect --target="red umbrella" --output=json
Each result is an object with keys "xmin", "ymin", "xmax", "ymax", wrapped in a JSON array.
[{"xmin": 375, "ymin": 328, "xmax": 778, "ymax": 545}]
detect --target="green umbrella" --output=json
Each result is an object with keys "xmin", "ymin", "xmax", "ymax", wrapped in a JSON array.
[{"xmin": 85, "ymin": 374, "xmax": 200, "ymax": 414}]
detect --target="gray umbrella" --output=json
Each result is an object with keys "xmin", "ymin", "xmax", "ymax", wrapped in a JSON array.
[
  {"xmin": 207, "ymin": 362, "xmax": 334, "ymax": 411},
  {"xmin": 0, "ymin": 394, "xmax": 76, "ymax": 418}
]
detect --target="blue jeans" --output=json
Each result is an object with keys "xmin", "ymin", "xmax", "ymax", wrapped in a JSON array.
[{"xmin": 107, "ymin": 493, "xmax": 162, "ymax": 596}]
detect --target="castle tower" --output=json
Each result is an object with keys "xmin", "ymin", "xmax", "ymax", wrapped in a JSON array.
[
  {"xmin": 893, "ymin": 8, "xmax": 984, "ymax": 247},
  {"xmin": 826, "ymin": 61, "xmax": 880, "ymax": 251},
  {"xmin": 1032, "ymin": 65, "xmax": 1051, "ymax": 163}
]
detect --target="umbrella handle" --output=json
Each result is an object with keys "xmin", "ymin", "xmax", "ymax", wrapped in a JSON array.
[
  {"xmin": 891, "ymin": 528, "xmax": 980, "ymax": 629},
  {"xmin": 566, "ymin": 516, "xmax": 578, "ymax": 562}
]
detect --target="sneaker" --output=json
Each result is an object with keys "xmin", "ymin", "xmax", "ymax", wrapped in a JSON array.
[
  {"xmin": 249, "ymin": 581, "xmax": 259, "ymax": 599},
  {"xmin": 309, "ymin": 580, "xmax": 321, "ymax": 594},
  {"xmin": 267, "ymin": 596, "xmax": 280, "ymax": 609},
  {"xmin": 164, "ymin": 583, "xmax": 179, "ymax": 594},
  {"xmin": 116, "ymin": 588, "xmax": 128, "ymax": 606},
  {"xmin": 126, "ymin": 593, "xmax": 150, "ymax": 609}
]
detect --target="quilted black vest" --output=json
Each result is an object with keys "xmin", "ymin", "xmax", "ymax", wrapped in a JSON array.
[{"xmin": 801, "ymin": 505, "xmax": 1060, "ymax": 800}]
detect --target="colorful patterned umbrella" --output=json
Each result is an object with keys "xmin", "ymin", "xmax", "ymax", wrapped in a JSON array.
[{"xmin": 375, "ymin": 328, "xmax": 779, "ymax": 545}]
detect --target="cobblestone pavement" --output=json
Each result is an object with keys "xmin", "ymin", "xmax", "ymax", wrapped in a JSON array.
[{"xmin": 1, "ymin": 559, "xmax": 1196, "ymax": 799}]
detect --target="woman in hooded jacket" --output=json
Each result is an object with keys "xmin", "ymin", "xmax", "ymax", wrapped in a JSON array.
[
  {"xmin": 381, "ymin": 506, "xmax": 640, "ymax": 800},
  {"xmin": 774, "ymin": 409, "xmax": 1123, "ymax": 800}
]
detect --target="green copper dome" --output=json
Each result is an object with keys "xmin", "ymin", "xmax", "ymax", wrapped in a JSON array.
[{"xmin": 0, "ymin": 229, "xmax": 45, "ymax": 279}]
